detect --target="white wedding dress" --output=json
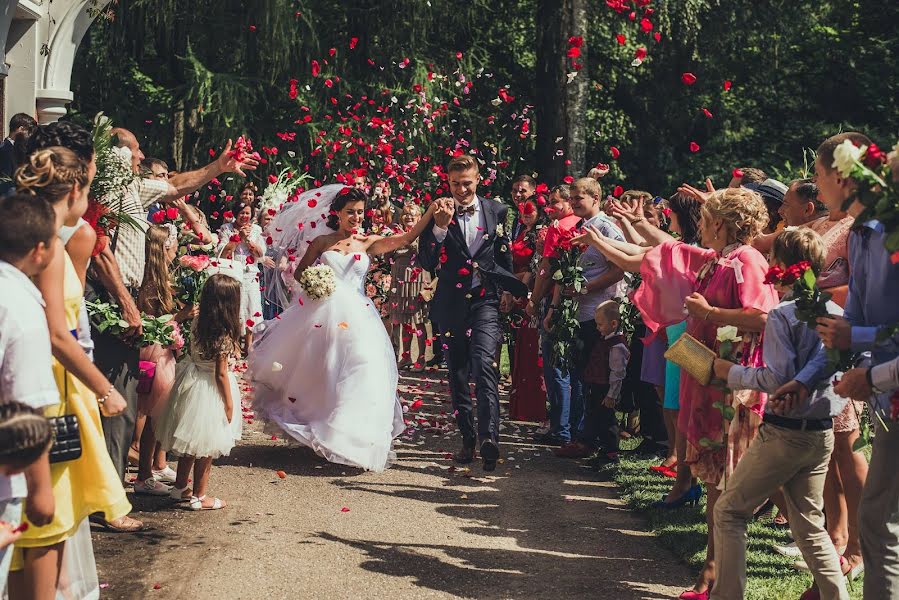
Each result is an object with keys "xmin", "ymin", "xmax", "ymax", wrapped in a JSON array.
[{"xmin": 248, "ymin": 250, "xmax": 405, "ymax": 471}]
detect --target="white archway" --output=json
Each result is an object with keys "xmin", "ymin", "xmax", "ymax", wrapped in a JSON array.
[{"xmin": 2, "ymin": 0, "xmax": 110, "ymax": 132}]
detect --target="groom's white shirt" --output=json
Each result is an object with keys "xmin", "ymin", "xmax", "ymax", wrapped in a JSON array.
[{"xmin": 432, "ymin": 196, "xmax": 485, "ymax": 287}]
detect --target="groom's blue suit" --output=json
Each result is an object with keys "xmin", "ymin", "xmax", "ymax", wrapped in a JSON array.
[{"xmin": 418, "ymin": 196, "xmax": 528, "ymax": 447}]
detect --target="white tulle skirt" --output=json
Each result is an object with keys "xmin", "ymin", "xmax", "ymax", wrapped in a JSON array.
[
  {"xmin": 155, "ymin": 357, "xmax": 243, "ymax": 459},
  {"xmin": 248, "ymin": 282, "xmax": 405, "ymax": 472}
]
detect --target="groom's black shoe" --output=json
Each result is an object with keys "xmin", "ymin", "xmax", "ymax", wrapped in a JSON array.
[
  {"xmin": 454, "ymin": 440, "xmax": 476, "ymax": 464},
  {"xmin": 480, "ymin": 440, "xmax": 500, "ymax": 472}
]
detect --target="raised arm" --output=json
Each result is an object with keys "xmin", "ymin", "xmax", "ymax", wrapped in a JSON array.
[
  {"xmin": 36, "ymin": 241, "xmax": 126, "ymax": 416},
  {"xmin": 165, "ymin": 139, "xmax": 259, "ymax": 203},
  {"xmin": 571, "ymin": 225, "xmax": 646, "ymax": 273},
  {"xmin": 608, "ymin": 198, "xmax": 676, "ymax": 247},
  {"xmin": 367, "ymin": 204, "xmax": 437, "ymax": 256}
]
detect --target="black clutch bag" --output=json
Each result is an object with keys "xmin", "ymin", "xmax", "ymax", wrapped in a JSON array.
[
  {"xmin": 48, "ymin": 372, "xmax": 82, "ymax": 464},
  {"xmin": 48, "ymin": 415, "xmax": 82, "ymax": 463}
]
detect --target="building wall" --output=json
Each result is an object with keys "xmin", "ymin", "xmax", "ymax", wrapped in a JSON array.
[{"xmin": 1, "ymin": 0, "xmax": 109, "ymax": 136}]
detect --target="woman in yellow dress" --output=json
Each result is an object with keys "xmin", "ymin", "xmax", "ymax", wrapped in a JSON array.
[{"xmin": 10, "ymin": 147, "xmax": 131, "ymax": 600}]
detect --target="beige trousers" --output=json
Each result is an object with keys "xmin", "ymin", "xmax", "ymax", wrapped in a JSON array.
[
  {"xmin": 860, "ymin": 419, "xmax": 899, "ymax": 599},
  {"xmin": 711, "ymin": 424, "xmax": 848, "ymax": 600}
]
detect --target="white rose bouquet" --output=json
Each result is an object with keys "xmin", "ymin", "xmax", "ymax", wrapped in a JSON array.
[{"xmin": 299, "ymin": 264, "xmax": 337, "ymax": 300}]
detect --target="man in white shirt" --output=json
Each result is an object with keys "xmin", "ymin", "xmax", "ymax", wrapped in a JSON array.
[{"xmin": 0, "ymin": 195, "xmax": 61, "ymax": 587}]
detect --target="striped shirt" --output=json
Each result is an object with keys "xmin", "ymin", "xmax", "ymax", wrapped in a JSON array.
[{"xmin": 111, "ymin": 178, "xmax": 169, "ymax": 288}]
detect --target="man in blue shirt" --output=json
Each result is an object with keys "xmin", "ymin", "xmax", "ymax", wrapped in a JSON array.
[{"xmin": 777, "ymin": 132, "xmax": 899, "ymax": 599}]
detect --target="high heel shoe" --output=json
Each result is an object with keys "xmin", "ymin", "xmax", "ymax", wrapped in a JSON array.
[
  {"xmin": 678, "ymin": 582, "xmax": 713, "ymax": 600},
  {"xmin": 649, "ymin": 461, "xmax": 677, "ymax": 473},
  {"xmin": 652, "ymin": 484, "xmax": 702, "ymax": 509}
]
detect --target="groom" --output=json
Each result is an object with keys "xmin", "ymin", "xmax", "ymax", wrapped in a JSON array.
[{"xmin": 418, "ymin": 155, "xmax": 528, "ymax": 470}]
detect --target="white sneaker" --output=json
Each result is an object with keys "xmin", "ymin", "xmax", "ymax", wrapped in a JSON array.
[
  {"xmin": 774, "ymin": 542, "xmax": 802, "ymax": 557},
  {"xmin": 134, "ymin": 478, "xmax": 172, "ymax": 496},
  {"xmin": 152, "ymin": 466, "xmax": 178, "ymax": 483}
]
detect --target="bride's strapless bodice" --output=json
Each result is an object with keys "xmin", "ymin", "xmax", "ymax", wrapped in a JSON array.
[{"xmin": 321, "ymin": 250, "xmax": 370, "ymax": 292}]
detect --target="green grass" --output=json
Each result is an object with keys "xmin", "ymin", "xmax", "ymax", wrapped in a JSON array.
[{"xmin": 603, "ymin": 445, "xmax": 864, "ymax": 600}]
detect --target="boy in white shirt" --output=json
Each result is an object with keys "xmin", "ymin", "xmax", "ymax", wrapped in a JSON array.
[{"xmin": 0, "ymin": 194, "xmax": 62, "ymax": 587}]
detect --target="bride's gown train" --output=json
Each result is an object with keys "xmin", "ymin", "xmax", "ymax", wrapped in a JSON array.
[{"xmin": 248, "ymin": 250, "xmax": 405, "ymax": 471}]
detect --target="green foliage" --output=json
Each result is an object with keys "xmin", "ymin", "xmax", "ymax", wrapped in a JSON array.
[{"xmin": 71, "ymin": 0, "xmax": 899, "ymax": 197}]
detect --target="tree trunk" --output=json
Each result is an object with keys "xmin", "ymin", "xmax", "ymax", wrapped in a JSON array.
[{"xmin": 535, "ymin": 0, "xmax": 588, "ymax": 183}]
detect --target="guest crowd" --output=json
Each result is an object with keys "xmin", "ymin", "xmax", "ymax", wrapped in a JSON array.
[{"xmin": 0, "ymin": 108, "xmax": 897, "ymax": 600}]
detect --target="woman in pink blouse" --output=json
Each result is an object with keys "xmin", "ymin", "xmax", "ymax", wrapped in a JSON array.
[{"xmin": 577, "ymin": 187, "xmax": 779, "ymax": 599}]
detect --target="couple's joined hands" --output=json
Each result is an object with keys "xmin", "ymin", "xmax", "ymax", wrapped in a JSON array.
[{"xmin": 432, "ymin": 198, "xmax": 456, "ymax": 229}]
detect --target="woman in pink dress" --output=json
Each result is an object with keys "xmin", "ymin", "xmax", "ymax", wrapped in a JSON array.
[{"xmin": 576, "ymin": 187, "xmax": 778, "ymax": 599}]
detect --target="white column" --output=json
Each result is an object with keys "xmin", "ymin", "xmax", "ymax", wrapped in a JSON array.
[{"xmin": 35, "ymin": 0, "xmax": 110, "ymax": 123}]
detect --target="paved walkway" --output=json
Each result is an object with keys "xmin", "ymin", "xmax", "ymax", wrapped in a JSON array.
[{"xmin": 92, "ymin": 369, "xmax": 690, "ymax": 599}]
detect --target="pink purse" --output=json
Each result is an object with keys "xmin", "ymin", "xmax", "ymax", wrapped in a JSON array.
[{"xmin": 137, "ymin": 360, "xmax": 157, "ymax": 394}]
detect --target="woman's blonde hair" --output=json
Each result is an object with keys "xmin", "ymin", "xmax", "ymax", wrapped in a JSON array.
[
  {"xmin": 138, "ymin": 225, "xmax": 175, "ymax": 315},
  {"xmin": 702, "ymin": 187, "xmax": 769, "ymax": 244},
  {"xmin": 15, "ymin": 146, "xmax": 89, "ymax": 204}
]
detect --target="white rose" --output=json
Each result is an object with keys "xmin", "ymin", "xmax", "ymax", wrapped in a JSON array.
[
  {"xmin": 716, "ymin": 325, "xmax": 741, "ymax": 344},
  {"xmin": 831, "ymin": 139, "xmax": 867, "ymax": 178}
]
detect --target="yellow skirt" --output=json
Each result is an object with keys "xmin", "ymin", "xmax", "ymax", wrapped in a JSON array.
[{"xmin": 12, "ymin": 362, "xmax": 131, "ymax": 569}]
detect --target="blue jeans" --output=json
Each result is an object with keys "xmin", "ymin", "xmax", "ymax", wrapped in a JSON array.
[{"xmin": 540, "ymin": 332, "xmax": 583, "ymax": 442}]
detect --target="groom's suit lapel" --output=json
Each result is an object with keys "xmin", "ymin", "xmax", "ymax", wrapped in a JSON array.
[{"xmin": 474, "ymin": 197, "xmax": 496, "ymax": 258}]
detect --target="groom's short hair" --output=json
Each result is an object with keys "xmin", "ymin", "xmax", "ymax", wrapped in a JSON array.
[{"xmin": 447, "ymin": 154, "xmax": 479, "ymax": 174}]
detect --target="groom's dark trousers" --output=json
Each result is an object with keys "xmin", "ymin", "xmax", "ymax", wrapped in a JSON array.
[{"xmin": 444, "ymin": 288, "xmax": 502, "ymax": 444}]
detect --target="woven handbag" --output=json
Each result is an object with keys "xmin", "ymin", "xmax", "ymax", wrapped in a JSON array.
[
  {"xmin": 663, "ymin": 332, "xmax": 716, "ymax": 386},
  {"xmin": 48, "ymin": 371, "xmax": 82, "ymax": 464}
]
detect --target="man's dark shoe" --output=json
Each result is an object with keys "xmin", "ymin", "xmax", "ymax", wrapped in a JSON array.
[
  {"xmin": 454, "ymin": 440, "xmax": 476, "ymax": 464},
  {"xmin": 480, "ymin": 439, "xmax": 500, "ymax": 472},
  {"xmin": 426, "ymin": 355, "xmax": 445, "ymax": 368},
  {"xmin": 533, "ymin": 431, "xmax": 564, "ymax": 446}
]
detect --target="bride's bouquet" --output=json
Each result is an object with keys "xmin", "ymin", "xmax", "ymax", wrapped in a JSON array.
[{"xmin": 299, "ymin": 264, "xmax": 337, "ymax": 300}]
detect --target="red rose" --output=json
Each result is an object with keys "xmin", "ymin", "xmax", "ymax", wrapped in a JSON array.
[
  {"xmin": 681, "ymin": 72, "xmax": 697, "ymax": 86},
  {"xmin": 763, "ymin": 265, "xmax": 785, "ymax": 285},
  {"xmin": 166, "ymin": 207, "xmax": 179, "ymax": 220},
  {"xmin": 223, "ymin": 211, "xmax": 234, "ymax": 220},
  {"xmin": 610, "ymin": 146, "xmax": 620, "ymax": 159},
  {"xmin": 230, "ymin": 234, "xmax": 241, "ymax": 243},
  {"xmin": 151, "ymin": 211, "xmax": 166, "ymax": 224},
  {"xmin": 864, "ymin": 143, "xmax": 886, "ymax": 168}
]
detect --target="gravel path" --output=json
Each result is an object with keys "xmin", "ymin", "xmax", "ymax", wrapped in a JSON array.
[{"xmin": 92, "ymin": 368, "xmax": 690, "ymax": 599}]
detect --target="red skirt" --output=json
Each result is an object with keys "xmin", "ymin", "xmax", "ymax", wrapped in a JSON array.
[{"xmin": 509, "ymin": 324, "xmax": 547, "ymax": 422}]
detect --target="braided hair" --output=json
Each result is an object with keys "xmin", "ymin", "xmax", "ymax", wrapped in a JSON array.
[{"xmin": 0, "ymin": 401, "xmax": 53, "ymax": 471}]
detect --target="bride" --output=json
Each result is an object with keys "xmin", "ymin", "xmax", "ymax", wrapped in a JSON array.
[{"xmin": 248, "ymin": 185, "xmax": 438, "ymax": 471}]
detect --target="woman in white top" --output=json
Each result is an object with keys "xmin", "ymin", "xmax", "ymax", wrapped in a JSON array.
[{"xmin": 217, "ymin": 202, "xmax": 265, "ymax": 352}]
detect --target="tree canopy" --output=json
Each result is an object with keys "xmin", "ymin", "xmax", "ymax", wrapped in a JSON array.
[{"xmin": 71, "ymin": 0, "xmax": 899, "ymax": 199}]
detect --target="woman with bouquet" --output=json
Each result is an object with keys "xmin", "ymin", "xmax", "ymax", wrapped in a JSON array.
[{"xmin": 249, "ymin": 186, "xmax": 438, "ymax": 471}]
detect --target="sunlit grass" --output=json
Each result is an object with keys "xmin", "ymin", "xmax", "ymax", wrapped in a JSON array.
[{"xmin": 603, "ymin": 443, "xmax": 864, "ymax": 600}]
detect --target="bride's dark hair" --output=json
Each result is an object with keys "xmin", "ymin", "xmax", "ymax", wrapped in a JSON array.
[{"xmin": 326, "ymin": 187, "xmax": 368, "ymax": 230}]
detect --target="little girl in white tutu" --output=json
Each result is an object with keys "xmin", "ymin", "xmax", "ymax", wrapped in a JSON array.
[{"xmin": 155, "ymin": 274, "xmax": 243, "ymax": 510}]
